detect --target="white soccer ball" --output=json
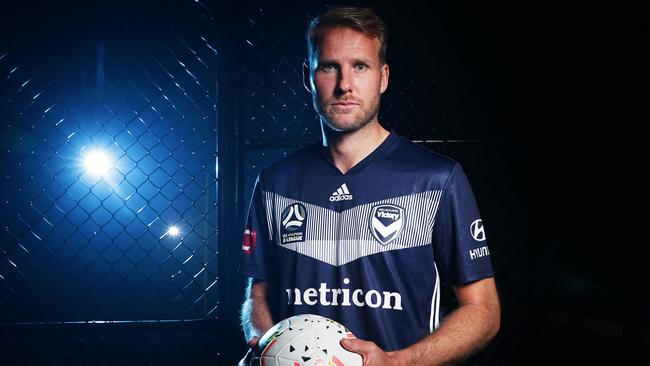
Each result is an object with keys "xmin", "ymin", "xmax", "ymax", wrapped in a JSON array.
[{"xmin": 257, "ymin": 314, "xmax": 363, "ymax": 366}]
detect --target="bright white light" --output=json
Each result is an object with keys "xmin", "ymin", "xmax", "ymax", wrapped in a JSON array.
[
  {"xmin": 83, "ymin": 149, "xmax": 113, "ymax": 176},
  {"xmin": 167, "ymin": 226, "xmax": 180, "ymax": 237}
]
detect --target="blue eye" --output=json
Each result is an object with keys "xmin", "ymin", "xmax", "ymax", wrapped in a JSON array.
[
  {"xmin": 355, "ymin": 64, "xmax": 367, "ymax": 71},
  {"xmin": 319, "ymin": 63, "xmax": 335, "ymax": 71}
]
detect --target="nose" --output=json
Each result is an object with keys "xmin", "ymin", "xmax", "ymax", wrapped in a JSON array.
[{"xmin": 336, "ymin": 67, "xmax": 353, "ymax": 95}]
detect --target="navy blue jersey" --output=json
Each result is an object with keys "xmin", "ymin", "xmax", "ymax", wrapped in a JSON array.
[{"xmin": 239, "ymin": 132, "xmax": 494, "ymax": 351}]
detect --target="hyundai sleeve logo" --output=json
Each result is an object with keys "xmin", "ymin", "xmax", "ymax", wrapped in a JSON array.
[{"xmin": 470, "ymin": 219, "xmax": 486, "ymax": 241}]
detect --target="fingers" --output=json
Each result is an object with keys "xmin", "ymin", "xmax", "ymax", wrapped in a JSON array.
[
  {"xmin": 340, "ymin": 337, "xmax": 374, "ymax": 353},
  {"xmin": 238, "ymin": 347, "xmax": 254, "ymax": 366}
]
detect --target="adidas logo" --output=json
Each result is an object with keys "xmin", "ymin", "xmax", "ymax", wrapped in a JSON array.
[{"xmin": 329, "ymin": 183, "xmax": 353, "ymax": 201}]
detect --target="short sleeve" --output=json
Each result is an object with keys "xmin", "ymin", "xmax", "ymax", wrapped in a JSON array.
[
  {"xmin": 433, "ymin": 163, "xmax": 494, "ymax": 285},
  {"xmin": 239, "ymin": 174, "xmax": 274, "ymax": 280}
]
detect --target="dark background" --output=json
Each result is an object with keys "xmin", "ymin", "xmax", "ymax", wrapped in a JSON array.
[{"xmin": 0, "ymin": 0, "xmax": 645, "ymax": 364}]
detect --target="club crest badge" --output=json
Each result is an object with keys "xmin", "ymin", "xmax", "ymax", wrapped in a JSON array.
[{"xmin": 369, "ymin": 204, "xmax": 405, "ymax": 245}]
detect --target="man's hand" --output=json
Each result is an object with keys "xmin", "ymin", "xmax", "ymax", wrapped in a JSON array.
[
  {"xmin": 239, "ymin": 337, "xmax": 262, "ymax": 366},
  {"xmin": 340, "ymin": 337, "xmax": 401, "ymax": 366}
]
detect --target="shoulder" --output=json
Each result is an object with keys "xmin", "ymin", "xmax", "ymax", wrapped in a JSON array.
[
  {"xmin": 388, "ymin": 134, "xmax": 459, "ymax": 177},
  {"xmin": 258, "ymin": 144, "xmax": 322, "ymax": 184}
]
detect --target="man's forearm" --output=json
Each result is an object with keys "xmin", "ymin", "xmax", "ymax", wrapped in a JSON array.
[
  {"xmin": 392, "ymin": 301, "xmax": 500, "ymax": 366},
  {"xmin": 241, "ymin": 280, "xmax": 275, "ymax": 345}
]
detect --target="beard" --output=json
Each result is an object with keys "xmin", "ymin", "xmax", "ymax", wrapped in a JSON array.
[{"xmin": 314, "ymin": 93, "xmax": 381, "ymax": 132}]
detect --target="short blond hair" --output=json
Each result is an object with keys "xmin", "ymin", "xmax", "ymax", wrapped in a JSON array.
[{"xmin": 307, "ymin": 6, "xmax": 389, "ymax": 65}]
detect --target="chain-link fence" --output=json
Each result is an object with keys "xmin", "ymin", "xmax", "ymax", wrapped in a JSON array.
[{"xmin": 1, "ymin": 1, "xmax": 221, "ymax": 364}]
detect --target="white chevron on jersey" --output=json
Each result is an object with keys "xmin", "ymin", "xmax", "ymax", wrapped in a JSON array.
[
  {"xmin": 263, "ymin": 190, "xmax": 443, "ymax": 266},
  {"xmin": 372, "ymin": 215, "xmax": 402, "ymax": 238}
]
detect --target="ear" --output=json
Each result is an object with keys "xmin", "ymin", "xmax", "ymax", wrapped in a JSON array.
[
  {"xmin": 380, "ymin": 63, "xmax": 390, "ymax": 94},
  {"xmin": 302, "ymin": 61, "xmax": 312, "ymax": 93}
]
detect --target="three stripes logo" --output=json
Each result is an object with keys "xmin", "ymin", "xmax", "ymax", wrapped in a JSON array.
[{"xmin": 329, "ymin": 183, "xmax": 353, "ymax": 201}]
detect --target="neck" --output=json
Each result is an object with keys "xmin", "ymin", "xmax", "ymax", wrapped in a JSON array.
[{"xmin": 322, "ymin": 121, "xmax": 390, "ymax": 174}]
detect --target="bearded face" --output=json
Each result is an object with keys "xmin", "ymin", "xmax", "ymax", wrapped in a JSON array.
[{"xmin": 310, "ymin": 26, "xmax": 389, "ymax": 132}]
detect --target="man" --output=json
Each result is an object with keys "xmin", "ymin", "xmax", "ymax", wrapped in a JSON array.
[{"xmin": 239, "ymin": 6, "xmax": 500, "ymax": 365}]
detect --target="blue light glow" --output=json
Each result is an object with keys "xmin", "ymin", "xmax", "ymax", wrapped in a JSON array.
[
  {"xmin": 83, "ymin": 149, "xmax": 113, "ymax": 176},
  {"xmin": 167, "ymin": 226, "xmax": 180, "ymax": 237}
]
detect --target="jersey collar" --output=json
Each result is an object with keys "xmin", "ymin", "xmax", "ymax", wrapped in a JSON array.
[{"xmin": 319, "ymin": 130, "xmax": 398, "ymax": 175}]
